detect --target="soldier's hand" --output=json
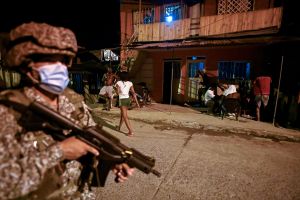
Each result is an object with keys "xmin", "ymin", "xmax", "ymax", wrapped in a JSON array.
[
  {"xmin": 59, "ymin": 136, "xmax": 99, "ymax": 160},
  {"xmin": 112, "ymin": 163, "xmax": 135, "ymax": 183}
]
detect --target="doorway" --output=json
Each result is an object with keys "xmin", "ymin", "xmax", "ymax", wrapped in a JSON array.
[
  {"xmin": 163, "ymin": 60, "xmax": 181, "ymax": 104},
  {"xmin": 187, "ymin": 58, "xmax": 205, "ymax": 101}
]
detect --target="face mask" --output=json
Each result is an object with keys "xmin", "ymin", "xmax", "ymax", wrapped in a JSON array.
[{"xmin": 37, "ymin": 63, "xmax": 69, "ymax": 94}]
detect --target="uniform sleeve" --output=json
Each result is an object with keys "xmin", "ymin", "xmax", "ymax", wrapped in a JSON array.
[
  {"xmin": 0, "ymin": 105, "xmax": 64, "ymax": 199},
  {"xmin": 80, "ymin": 101, "xmax": 97, "ymax": 127}
]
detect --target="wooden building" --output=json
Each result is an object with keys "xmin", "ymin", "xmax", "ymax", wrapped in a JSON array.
[{"xmin": 120, "ymin": 0, "xmax": 299, "ymax": 106}]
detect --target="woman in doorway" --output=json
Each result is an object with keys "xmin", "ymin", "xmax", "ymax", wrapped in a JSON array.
[{"xmin": 116, "ymin": 71, "xmax": 140, "ymax": 136}]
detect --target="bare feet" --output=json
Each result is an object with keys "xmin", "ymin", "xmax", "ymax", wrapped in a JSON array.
[{"xmin": 127, "ymin": 133, "xmax": 134, "ymax": 137}]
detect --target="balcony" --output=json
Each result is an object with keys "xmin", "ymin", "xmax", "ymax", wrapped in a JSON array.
[{"xmin": 137, "ymin": 7, "xmax": 283, "ymax": 42}]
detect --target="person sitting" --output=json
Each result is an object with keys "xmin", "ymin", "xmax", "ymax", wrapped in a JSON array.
[
  {"xmin": 211, "ymin": 83, "xmax": 225, "ymax": 114},
  {"xmin": 204, "ymin": 87, "xmax": 215, "ymax": 113},
  {"xmin": 223, "ymin": 84, "xmax": 237, "ymax": 97},
  {"xmin": 221, "ymin": 84, "xmax": 241, "ymax": 119}
]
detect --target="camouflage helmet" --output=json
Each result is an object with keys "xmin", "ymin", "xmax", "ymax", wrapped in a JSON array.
[{"xmin": 5, "ymin": 22, "xmax": 78, "ymax": 67}]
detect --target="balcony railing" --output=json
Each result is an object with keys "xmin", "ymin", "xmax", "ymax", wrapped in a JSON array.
[{"xmin": 137, "ymin": 7, "xmax": 282, "ymax": 42}]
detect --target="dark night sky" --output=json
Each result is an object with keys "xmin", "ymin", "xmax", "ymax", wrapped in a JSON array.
[{"xmin": 0, "ymin": 1, "xmax": 120, "ymax": 50}]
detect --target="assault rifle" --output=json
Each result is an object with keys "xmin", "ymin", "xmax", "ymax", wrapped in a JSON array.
[{"xmin": 0, "ymin": 92, "xmax": 161, "ymax": 188}]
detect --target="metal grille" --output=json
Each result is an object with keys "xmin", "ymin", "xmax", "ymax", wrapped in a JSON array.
[{"xmin": 218, "ymin": 0, "xmax": 253, "ymax": 15}]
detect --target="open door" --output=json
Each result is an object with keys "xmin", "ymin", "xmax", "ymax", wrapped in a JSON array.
[{"xmin": 163, "ymin": 60, "xmax": 181, "ymax": 104}]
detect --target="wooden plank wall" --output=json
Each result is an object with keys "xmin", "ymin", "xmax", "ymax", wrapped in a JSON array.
[
  {"xmin": 138, "ymin": 19, "xmax": 190, "ymax": 41},
  {"xmin": 138, "ymin": 7, "xmax": 282, "ymax": 42},
  {"xmin": 199, "ymin": 7, "xmax": 282, "ymax": 36}
]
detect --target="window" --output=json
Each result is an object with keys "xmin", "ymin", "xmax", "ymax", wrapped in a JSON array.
[
  {"xmin": 218, "ymin": 61, "xmax": 250, "ymax": 81},
  {"xmin": 188, "ymin": 61, "xmax": 205, "ymax": 77},
  {"xmin": 163, "ymin": 4, "xmax": 182, "ymax": 22},
  {"xmin": 144, "ymin": 9, "xmax": 154, "ymax": 24},
  {"xmin": 133, "ymin": 8, "xmax": 154, "ymax": 25},
  {"xmin": 218, "ymin": 0, "xmax": 253, "ymax": 15}
]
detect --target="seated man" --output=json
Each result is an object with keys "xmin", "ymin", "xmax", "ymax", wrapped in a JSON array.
[
  {"xmin": 223, "ymin": 84, "xmax": 237, "ymax": 97},
  {"xmin": 211, "ymin": 83, "xmax": 225, "ymax": 114},
  {"xmin": 204, "ymin": 87, "xmax": 215, "ymax": 113},
  {"xmin": 222, "ymin": 84, "xmax": 241, "ymax": 119}
]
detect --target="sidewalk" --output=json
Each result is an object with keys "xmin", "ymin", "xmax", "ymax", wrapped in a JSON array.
[{"xmin": 91, "ymin": 103, "xmax": 300, "ymax": 143}]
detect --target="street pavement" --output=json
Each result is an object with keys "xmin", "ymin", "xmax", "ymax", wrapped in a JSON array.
[
  {"xmin": 89, "ymin": 103, "xmax": 300, "ymax": 200},
  {"xmin": 91, "ymin": 103, "xmax": 300, "ymax": 143}
]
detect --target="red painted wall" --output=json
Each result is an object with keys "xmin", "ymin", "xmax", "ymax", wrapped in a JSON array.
[
  {"xmin": 203, "ymin": 0, "xmax": 217, "ymax": 16},
  {"xmin": 146, "ymin": 45, "xmax": 265, "ymax": 103}
]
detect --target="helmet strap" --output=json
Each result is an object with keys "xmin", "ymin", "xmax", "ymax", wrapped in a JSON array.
[{"xmin": 24, "ymin": 64, "xmax": 40, "ymax": 85}]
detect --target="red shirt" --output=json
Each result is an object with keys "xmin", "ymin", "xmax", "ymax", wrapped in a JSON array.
[{"xmin": 253, "ymin": 76, "xmax": 272, "ymax": 95}]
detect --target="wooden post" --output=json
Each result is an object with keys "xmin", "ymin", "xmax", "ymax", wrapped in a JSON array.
[
  {"xmin": 169, "ymin": 48, "xmax": 175, "ymax": 114},
  {"xmin": 139, "ymin": 0, "xmax": 142, "ymax": 30},
  {"xmin": 273, "ymin": 56, "xmax": 284, "ymax": 126}
]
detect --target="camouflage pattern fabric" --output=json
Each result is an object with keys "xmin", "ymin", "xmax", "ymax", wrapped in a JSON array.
[
  {"xmin": 0, "ymin": 87, "xmax": 96, "ymax": 200},
  {"xmin": 5, "ymin": 22, "xmax": 77, "ymax": 68}
]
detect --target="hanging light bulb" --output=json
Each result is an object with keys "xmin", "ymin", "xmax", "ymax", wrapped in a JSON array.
[{"xmin": 166, "ymin": 15, "xmax": 173, "ymax": 23}]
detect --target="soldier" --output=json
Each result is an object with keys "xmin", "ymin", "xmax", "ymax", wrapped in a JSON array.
[{"xmin": 0, "ymin": 22, "xmax": 134, "ymax": 199}]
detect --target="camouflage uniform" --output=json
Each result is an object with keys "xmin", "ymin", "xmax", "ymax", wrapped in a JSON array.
[
  {"xmin": 0, "ymin": 87, "xmax": 96, "ymax": 200},
  {"xmin": 0, "ymin": 22, "xmax": 97, "ymax": 200}
]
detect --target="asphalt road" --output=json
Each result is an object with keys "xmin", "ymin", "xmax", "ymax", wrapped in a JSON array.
[{"xmin": 93, "ymin": 111, "xmax": 300, "ymax": 200}]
